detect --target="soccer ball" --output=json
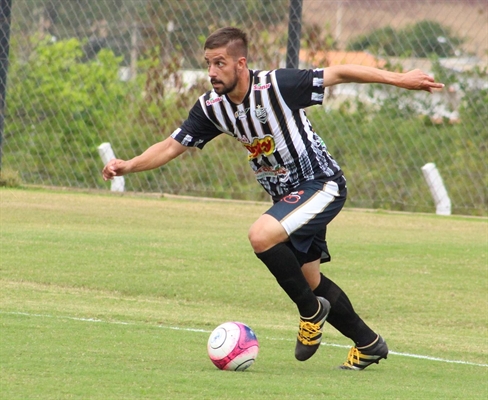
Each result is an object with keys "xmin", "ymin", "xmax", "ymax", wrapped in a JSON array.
[{"xmin": 207, "ymin": 321, "xmax": 259, "ymax": 371}]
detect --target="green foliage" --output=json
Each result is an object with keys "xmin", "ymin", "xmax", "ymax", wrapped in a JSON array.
[
  {"xmin": 12, "ymin": 0, "xmax": 289, "ymax": 69},
  {"xmin": 6, "ymin": 36, "xmax": 132, "ymax": 186},
  {"xmin": 347, "ymin": 26, "xmax": 402, "ymax": 57},
  {"xmin": 139, "ymin": 0, "xmax": 288, "ymax": 68},
  {"xmin": 405, "ymin": 20, "xmax": 463, "ymax": 57},
  {"xmin": 347, "ymin": 20, "xmax": 464, "ymax": 57},
  {"xmin": 0, "ymin": 168, "xmax": 22, "ymax": 187},
  {"xmin": 456, "ymin": 73, "xmax": 488, "ymax": 203},
  {"xmin": 4, "ymin": 32, "xmax": 486, "ymax": 214},
  {"xmin": 307, "ymin": 104, "xmax": 486, "ymax": 215},
  {"xmin": 457, "ymin": 67, "xmax": 488, "ymax": 132}
]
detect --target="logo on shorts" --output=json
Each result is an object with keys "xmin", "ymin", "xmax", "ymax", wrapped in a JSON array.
[{"xmin": 281, "ymin": 190, "xmax": 305, "ymax": 204}]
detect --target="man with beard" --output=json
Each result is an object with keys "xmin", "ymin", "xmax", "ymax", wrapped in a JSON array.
[{"xmin": 103, "ymin": 27, "xmax": 444, "ymax": 369}]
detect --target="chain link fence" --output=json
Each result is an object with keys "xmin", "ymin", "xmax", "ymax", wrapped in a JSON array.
[{"xmin": 3, "ymin": 0, "xmax": 487, "ymax": 215}]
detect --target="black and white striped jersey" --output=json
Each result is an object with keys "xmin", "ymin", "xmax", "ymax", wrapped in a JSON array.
[{"xmin": 171, "ymin": 68, "xmax": 342, "ymax": 198}]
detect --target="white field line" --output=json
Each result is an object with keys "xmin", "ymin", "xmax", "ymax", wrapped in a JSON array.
[{"xmin": 2, "ymin": 310, "xmax": 487, "ymax": 368}]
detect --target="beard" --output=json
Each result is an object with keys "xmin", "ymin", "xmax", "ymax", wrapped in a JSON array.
[{"xmin": 211, "ymin": 68, "xmax": 239, "ymax": 95}]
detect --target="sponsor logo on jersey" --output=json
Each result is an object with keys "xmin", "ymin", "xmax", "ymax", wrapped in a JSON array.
[
  {"xmin": 255, "ymin": 165, "xmax": 289, "ymax": 181},
  {"xmin": 253, "ymin": 83, "xmax": 271, "ymax": 91},
  {"xmin": 234, "ymin": 108, "xmax": 250, "ymax": 120},
  {"xmin": 242, "ymin": 135, "xmax": 275, "ymax": 159},
  {"xmin": 206, "ymin": 96, "xmax": 223, "ymax": 106},
  {"xmin": 255, "ymin": 104, "xmax": 268, "ymax": 124}
]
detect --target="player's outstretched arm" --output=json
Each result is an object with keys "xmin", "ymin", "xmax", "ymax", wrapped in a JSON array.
[
  {"xmin": 102, "ymin": 137, "xmax": 187, "ymax": 181},
  {"xmin": 322, "ymin": 65, "xmax": 445, "ymax": 93}
]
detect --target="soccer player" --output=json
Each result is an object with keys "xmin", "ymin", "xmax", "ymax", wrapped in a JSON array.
[{"xmin": 102, "ymin": 27, "xmax": 444, "ymax": 369}]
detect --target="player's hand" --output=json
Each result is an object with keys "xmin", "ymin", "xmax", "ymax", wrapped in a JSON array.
[
  {"xmin": 400, "ymin": 69, "xmax": 445, "ymax": 93},
  {"xmin": 102, "ymin": 159, "xmax": 129, "ymax": 181}
]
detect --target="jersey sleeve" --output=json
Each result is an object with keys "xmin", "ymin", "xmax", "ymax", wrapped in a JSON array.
[
  {"xmin": 171, "ymin": 99, "xmax": 222, "ymax": 149},
  {"xmin": 274, "ymin": 68, "xmax": 325, "ymax": 110}
]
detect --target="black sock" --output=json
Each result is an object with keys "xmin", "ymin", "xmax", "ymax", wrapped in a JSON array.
[
  {"xmin": 313, "ymin": 273, "xmax": 377, "ymax": 347},
  {"xmin": 255, "ymin": 243, "xmax": 319, "ymax": 318}
]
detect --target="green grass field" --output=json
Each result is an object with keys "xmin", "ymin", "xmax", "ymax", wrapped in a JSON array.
[{"xmin": 1, "ymin": 188, "xmax": 487, "ymax": 399}]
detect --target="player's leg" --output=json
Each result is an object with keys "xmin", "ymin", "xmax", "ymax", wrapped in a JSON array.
[
  {"xmin": 249, "ymin": 214, "xmax": 322, "ymax": 319},
  {"xmin": 301, "ymin": 257, "xmax": 388, "ymax": 369},
  {"xmin": 252, "ymin": 177, "xmax": 349, "ymax": 360},
  {"xmin": 250, "ymin": 183, "xmax": 335, "ymax": 361},
  {"xmin": 302, "ymin": 259, "xmax": 377, "ymax": 346}
]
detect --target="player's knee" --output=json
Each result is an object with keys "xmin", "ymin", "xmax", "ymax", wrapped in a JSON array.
[
  {"xmin": 248, "ymin": 225, "xmax": 268, "ymax": 253},
  {"xmin": 248, "ymin": 214, "xmax": 288, "ymax": 253},
  {"xmin": 248, "ymin": 224, "xmax": 280, "ymax": 253}
]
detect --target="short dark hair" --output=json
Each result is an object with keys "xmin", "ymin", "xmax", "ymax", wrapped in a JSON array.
[{"xmin": 204, "ymin": 27, "xmax": 248, "ymax": 59}]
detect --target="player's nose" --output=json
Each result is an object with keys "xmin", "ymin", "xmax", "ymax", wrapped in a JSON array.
[{"xmin": 208, "ymin": 64, "xmax": 218, "ymax": 78}]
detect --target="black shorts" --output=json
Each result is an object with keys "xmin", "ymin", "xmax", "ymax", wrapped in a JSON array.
[{"xmin": 265, "ymin": 175, "xmax": 347, "ymax": 265}]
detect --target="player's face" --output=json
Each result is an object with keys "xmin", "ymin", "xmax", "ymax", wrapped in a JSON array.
[{"xmin": 204, "ymin": 47, "xmax": 239, "ymax": 95}]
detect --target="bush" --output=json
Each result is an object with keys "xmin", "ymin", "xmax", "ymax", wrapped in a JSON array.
[
  {"xmin": 347, "ymin": 20, "xmax": 464, "ymax": 57},
  {"xmin": 6, "ymin": 36, "xmax": 133, "ymax": 187}
]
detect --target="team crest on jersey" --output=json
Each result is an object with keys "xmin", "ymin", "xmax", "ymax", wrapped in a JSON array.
[{"xmin": 255, "ymin": 105, "xmax": 268, "ymax": 124}]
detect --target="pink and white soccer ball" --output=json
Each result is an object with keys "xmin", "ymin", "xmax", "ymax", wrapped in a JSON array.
[{"xmin": 207, "ymin": 322, "xmax": 259, "ymax": 371}]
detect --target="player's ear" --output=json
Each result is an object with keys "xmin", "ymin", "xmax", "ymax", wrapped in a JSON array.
[{"xmin": 237, "ymin": 56, "xmax": 247, "ymax": 71}]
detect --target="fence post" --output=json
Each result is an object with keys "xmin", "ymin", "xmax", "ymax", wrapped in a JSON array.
[
  {"xmin": 0, "ymin": 0, "xmax": 12, "ymax": 172},
  {"xmin": 421, "ymin": 163, "xmax": 451, "ymax": 215},
  {"xmin": 286, "ymin": 0, "xmax": 303, "ymax": 69},
  {"xmin": 98, "ymin": 142, "xmax": 125, "ymax": 192}
]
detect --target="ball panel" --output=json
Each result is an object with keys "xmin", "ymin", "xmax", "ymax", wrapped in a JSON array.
[
  {"xmin": 237, "ymin": 323, "xmax": 259, "ymax": 349},
  {"xmin": 207, "ymin": 326, "xmax": 229, "ymax": 350},
  {"xmin": 224, "ymin": 346, "xmax": 259, "ymax": 371}
]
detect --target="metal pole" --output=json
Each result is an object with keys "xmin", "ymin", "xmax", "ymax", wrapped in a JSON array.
[
  {"xmin": 286, "ymin": 0, "xmax": 303, "ymax": 69},
  {"xmin": 335, "ymin": 0, "xmax": 344, "ymax": 48},
  {"xmin": 130, "ymin": 20, "xmax": 138, "ymax": 81},
  {"xmin": 0, "ymin": 0, "xmax": 13, "ymax": 172}
]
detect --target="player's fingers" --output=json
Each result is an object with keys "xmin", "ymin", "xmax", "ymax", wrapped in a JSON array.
[
  {"xmin": 102, "ymin": 162, "xmax": 117, "ymax": 180},
  {"xmin": 102, "ymin": 170, "xmax": 114, "ymax": 181},
  {"xmin": 427, "ymin": 82, "xmax": 445, "ymax": 92}
]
